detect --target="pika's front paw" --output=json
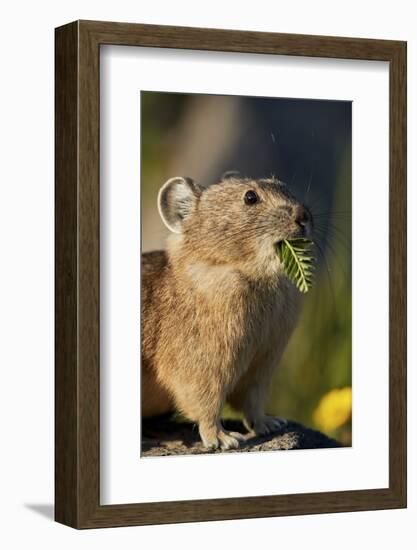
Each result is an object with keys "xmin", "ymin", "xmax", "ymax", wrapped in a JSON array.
[
  {"xmin": 245, "ymin": 415, "xmax": 288, "ymax": 436},
  {"xmin": 200, "ymin": 426, "xmax": 245, "ymax": 451}
]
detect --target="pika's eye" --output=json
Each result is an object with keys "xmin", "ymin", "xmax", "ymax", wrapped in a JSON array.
[{"xmin": 244, "ymin": 190, "xmax": 259, "ymax": 205}]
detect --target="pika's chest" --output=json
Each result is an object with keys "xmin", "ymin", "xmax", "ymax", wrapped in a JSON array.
[
  {"xmin": 245, "ymin": 284, "xmax": 300, "ymax": 347},
  {"xmin": 185, "ymin": 262, "xmax": 300, "ymax": 354},
  {"xmin": 208, "ymin": 280, "xmax": 299, "ymax": 353}
]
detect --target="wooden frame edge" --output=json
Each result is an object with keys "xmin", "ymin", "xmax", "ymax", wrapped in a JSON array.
[
  {"xmin": 388, "ymin": 39, "xmax": 407, "ymax": 510},
  {"xmin": 55, "ymin": 20, "xmax": 79, "ymax": 528},
  {"xmin": 55, "ymin": 20, "xmax": 407, "ymax": 529}
]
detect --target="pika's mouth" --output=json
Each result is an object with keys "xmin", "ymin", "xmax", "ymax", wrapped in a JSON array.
[
  {"xmin": 294, "ymin": 225, "xmax": 310, "ymax": 239},
  {"xmin": 274, "ymin": 229, "xmax": 307, "ymax": 249}
]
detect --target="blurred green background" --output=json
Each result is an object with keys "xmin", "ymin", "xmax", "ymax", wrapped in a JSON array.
[{"xmin": 141, "ymin": 91, "xmax": 352, "ymax": 445}]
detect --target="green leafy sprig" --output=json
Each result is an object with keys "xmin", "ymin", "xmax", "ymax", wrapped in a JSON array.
[{"xmin": 276, "ymin": 238, "xmax": 315, "ymax": 294}]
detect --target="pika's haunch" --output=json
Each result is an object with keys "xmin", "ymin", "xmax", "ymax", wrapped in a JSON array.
[{"xmin": 141, "ymin": 173, "xmax": 313, "ymax": 450}]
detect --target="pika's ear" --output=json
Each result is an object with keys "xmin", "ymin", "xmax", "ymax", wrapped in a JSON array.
[
  {"xmin": 221, "ymin": 170, "xmax": 241, "ymax": 180},
  {"xmin": 157, "ymin": 177, "xmax": 202, "ymax": 233}
]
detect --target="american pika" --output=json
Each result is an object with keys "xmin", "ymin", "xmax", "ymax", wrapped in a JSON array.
[{"xmin": 141, "ymin": 173, "xmax": 313, "ymax": 450}]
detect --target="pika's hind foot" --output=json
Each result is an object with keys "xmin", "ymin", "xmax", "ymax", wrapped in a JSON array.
[
  {"xmin": 199, "ymin": 425, "xmax": 245, "ymax": 450},
  {"xmin": 244, "ymin": 415, "xmax": 287, "ymax": 436}
]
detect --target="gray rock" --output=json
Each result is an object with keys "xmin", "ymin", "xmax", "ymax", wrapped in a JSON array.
[{"xmin": 141, "ymin": 417, "xmax": 340, "ymax": 457}]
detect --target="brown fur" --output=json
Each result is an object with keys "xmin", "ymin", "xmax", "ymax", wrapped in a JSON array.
[{"xmin": 141, "ymin": 175, "xmax": 313, "ymax": 449}]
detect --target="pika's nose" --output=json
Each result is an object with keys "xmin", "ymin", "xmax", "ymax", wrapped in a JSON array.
[{"xmin": 293, "ymin": 204, "xmax": 310, "ymax": 228}]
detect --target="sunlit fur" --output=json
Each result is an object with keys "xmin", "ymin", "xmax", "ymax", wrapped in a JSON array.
[{"xmin": 141, "ymin": 175, "xmax": 313, "ymax": 449}]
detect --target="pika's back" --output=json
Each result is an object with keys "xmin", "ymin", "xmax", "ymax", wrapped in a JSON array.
[
  {"xmin": 142, "ymin": 249, "xmax": 167, "ymax": 302},
  {"xmin": 141, "ymin": 251, "xmax": 170, "ymax": 366},
  {"xmin": 142, "ymin": 250, "xmax": 168, "ymax": 299}
]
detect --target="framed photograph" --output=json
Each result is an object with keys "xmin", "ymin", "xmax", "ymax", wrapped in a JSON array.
[{"xmin": 55, "ymin": 20, "xmax": 406, "ymax": 528}]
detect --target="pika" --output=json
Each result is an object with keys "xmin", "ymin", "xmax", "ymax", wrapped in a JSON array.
[{"xmin": 141, "ymin": 173, "xmax": 313, "ymax": 450}]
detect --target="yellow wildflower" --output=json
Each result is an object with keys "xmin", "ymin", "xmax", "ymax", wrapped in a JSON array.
[{"xmin": 313, "ymin": 387, "xmax": 352, "ymax": 433}]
